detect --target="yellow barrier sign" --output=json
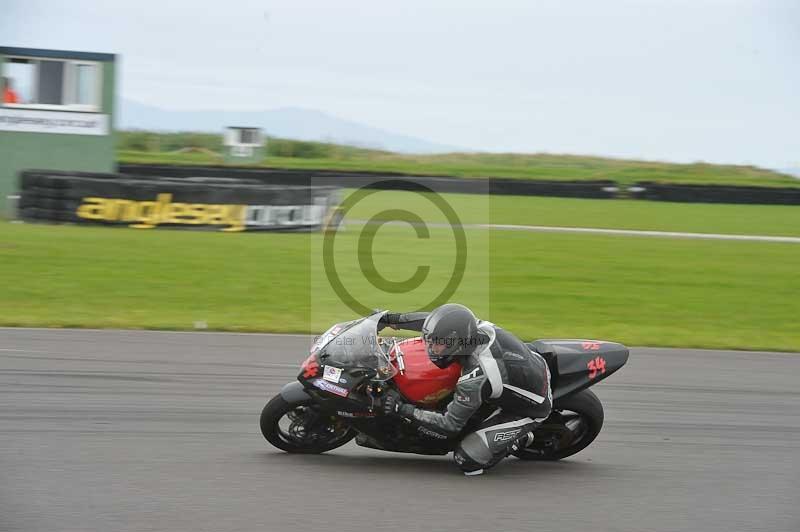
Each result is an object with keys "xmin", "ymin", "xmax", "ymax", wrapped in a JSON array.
[{"xmin": 76, "ymin": 193, "xmax": 329, "ymax": 232}]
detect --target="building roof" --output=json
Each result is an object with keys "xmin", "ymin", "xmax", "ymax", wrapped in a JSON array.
[{"xmin": 0, "ymin": 46, "xmax": 115, "ymax": 62}]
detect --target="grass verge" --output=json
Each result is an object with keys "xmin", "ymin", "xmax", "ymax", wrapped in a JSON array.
[
  {"xmin": 344, "ymin": 190, "xmax": 800, "ymax": 237},
  {"xmin": 1, "ymin": 219, "xmax": 797, "ymax": 351}
]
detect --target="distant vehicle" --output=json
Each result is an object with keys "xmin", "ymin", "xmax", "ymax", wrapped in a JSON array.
[{"xmin": 260, "ymin": 311, "xmax": 629, "ymax": 463}]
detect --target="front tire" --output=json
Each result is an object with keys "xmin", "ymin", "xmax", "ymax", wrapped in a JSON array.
[
  {"xmin": 260, "ymin": 394, "xmax": 356, "ymax": 454},
  {"xmin": 514, "ymin": 389, "xmax": 604, "ymax": 461}
]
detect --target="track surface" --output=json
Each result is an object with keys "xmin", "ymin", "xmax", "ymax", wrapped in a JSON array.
[{"xmin": 1, "ymin": 329, "xmax": 798, "ymax": 532}]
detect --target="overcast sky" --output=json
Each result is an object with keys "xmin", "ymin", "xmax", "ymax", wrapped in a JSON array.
[{"xmin": 3, "ymin": 0, "xmax": 798, "ymax": 167}]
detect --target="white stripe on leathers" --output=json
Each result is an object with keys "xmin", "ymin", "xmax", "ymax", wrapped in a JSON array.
[
  {"xmin": 503, "ymin": 383, "xmax": 546, "ymax": 404},
  {"xmin": 475, "ymin": 322, "xmax": 504, "ymax": 400}
]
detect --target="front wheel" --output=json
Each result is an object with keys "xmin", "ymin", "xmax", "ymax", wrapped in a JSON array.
[
  {"xmin": 513, "ymin": 389, "xmax": 604, "ymax": 461},
  {"xmin": 260, "ymin": 394, "xmax": 356, "ymax": 454}
]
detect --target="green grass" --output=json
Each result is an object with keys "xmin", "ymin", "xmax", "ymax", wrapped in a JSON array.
[
  {"xmin": 343, "ymin": 190, "xmax": 800, "ymax": 237},
  {"xmin": 2, "ymin": 218, "xmax": 798, "ymax": 351},
  {"xmin": 116, "ymin": 132, "xmax": 800, "ymax": 188}
]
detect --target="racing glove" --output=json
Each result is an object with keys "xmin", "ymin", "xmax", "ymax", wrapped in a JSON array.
[
  {"xmin": 377, "ymin": 312, "xmax": 401, "ymax": 331},
  {"xmin": 381, "ymin": 389, "xmax": 414, "ymax": 417}
]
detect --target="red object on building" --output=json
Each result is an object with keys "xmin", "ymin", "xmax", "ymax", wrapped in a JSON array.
[{"xmin": 4, "ymin": 87, "xmax": 20, "ymax": 104}]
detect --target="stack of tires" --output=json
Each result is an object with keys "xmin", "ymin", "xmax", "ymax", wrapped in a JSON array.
[
  {"xmin": 16, "ymin": 170, "xmax": 342, "ymax": 231},
  {"xmin": 631, "ymin": 181, "xmax": 800, "ymax": 205},
  {"xmin": 17, "ymin": 171, "xmax": 243, "ymax": 224},
  {"xmin": 18, "ymin": 171, "xmax": 92, "ymax": 223}
]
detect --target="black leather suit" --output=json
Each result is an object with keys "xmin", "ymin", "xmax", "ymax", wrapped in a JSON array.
[{"xmin": 381, "ymin": 311, "xmax": 552, "ymax": 474}]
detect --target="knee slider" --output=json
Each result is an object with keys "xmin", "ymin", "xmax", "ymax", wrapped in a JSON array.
[{"xmin": 453, "ymin": 447, "xmax": 484, "ymax": 473}]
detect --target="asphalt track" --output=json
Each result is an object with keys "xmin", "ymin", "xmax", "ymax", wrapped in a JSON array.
[{"xmin": 1, "ymin": 328, "xmax": 798, "ymax": 532}]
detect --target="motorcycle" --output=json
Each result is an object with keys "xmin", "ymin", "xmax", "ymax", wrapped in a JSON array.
[{"xmin": 260, "ymin": 311, "xmax": 629, "ymax": 461}]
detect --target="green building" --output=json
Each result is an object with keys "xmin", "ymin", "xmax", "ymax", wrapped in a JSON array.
[{"xmin": 0, "ymin": 46, "xmax": 117, "ymax": 217}]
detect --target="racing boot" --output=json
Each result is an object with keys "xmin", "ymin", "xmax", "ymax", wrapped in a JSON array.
[{"xmin": 510, "ymin": 430, "xmax": 535, "ymax": 454}]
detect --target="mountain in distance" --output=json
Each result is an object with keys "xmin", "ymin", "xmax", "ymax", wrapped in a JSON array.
[{"xmin": 119, "ymin": 99, "xmax": 460, "ymax": 154}]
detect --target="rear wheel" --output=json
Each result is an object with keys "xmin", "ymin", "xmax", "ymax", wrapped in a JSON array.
[
  {"xmin": 260, "ymin": 394, "xmax": 356, "ymax": 454},
  {"xmin": 513, "ymin": 389, "xmax": 604, "ymax": 461}
]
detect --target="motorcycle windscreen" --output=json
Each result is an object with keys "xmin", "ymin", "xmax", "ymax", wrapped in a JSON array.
[{"xmin": 316, "ymin": 311, "xmax": 398, "ymax": 382}]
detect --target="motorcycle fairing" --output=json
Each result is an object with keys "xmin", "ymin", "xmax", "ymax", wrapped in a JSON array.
[{"xmin": 527, "ymin": 340, "xmax": 629, "ymax": 401}]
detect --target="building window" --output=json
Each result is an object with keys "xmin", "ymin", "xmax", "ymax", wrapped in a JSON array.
[
  {"xmin": 2, "ymin": 57, "xmax": 102, "ymax": 112},
  {"xmin": 74, "ymin": 63, "xmax": 97, "ymax": 106},
  {"xmin": 239, "ymin": 129, "xmax": 259, "ymax": 145},
  {"xmin": 4, "ymin": 58, "xmax": 35, "ymax": 103},
  {"xmin": 225, "ymin": 127, "xmax": 262, "ymax": 147},
  {"xmin": 38, "ymin": 60, "xmax": 65, "ymax": 105}
]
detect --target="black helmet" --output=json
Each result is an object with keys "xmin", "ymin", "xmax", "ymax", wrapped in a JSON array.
[{"xmin": 421, "ymin": 304, "xmax": 479, "ymax": 369}]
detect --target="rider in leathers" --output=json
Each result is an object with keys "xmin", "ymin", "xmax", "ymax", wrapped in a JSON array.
[{"xmin": 378, "ymin": 304, "xmax": 552, "ymax": 475}]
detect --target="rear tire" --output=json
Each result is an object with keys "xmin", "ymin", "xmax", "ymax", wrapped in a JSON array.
[
  {"xmin": 260, "ymin": 394, "xmax": 356, "ymax": 454},
  {"xmin": 514, "ymin": 389, "xmax": 604, "ymax": 461}
]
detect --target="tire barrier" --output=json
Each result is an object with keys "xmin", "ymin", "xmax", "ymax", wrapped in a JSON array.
[
  {"xmin": 117, "ymin": 164, "xmax": 800, "ymax": 204},
  {"xmin": 630, "ymin": 182, "xmax": 800, "ymax": 205},
  {"xmin": 118, "ymin": 164, "xmax": 618, "ymax": 199},
  {"xmin": 18, "ymin": 170, "xmax": 341, "ymax": 232}
]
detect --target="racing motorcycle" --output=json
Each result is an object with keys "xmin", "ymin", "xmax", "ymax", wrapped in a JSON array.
[{"xmin": 260, "ymin": 311, "xmax": 629, "ymax": 461}]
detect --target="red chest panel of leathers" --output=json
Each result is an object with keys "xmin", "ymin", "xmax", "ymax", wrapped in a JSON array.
[{"xmin": 391, "ymin": 337, "xmax": 461, "ymax": 406}]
